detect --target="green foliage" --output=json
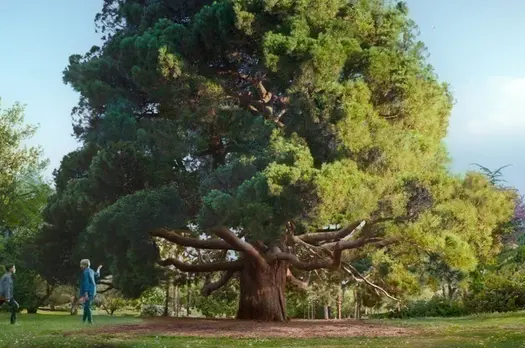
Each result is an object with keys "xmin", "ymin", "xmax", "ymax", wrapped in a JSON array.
[
  {"xmin": 4, "ymin": 224, "xmax": 55, "ymax": 313},
  {"xmin": 96, "ymin": 290, "xmax": 130, "ymax": 315},
  {"xmin": 193, "ymin": 280, "xmax": 238, "ymax": 318},
  {"xmin": 140, "ymin": 304, "xmax": 165, "ymax": 317},
  {"xmin": 86, "ymin": 186, "xmax": 187, "ymax": 297},
  {"xmin": 380, "ymin": 296, "xmax": 467, "ymax": 319},
  {"xmin": 0, "ymin": 100, "xmax": 49, "ymax": 232},
  {"xmin": 0, "ymin": 99, "xmax": 54, "ymax": 312},
  {"xmin": 137, "ymin": 287, "xmax": 166, "ymax": 306},
  {"xmin": 285, "ymin": 287, "xmax": 310, "ymax": 319},
  {"xmin": 463, "ymin": 266, "xmax": 525, "ymax": 314}
]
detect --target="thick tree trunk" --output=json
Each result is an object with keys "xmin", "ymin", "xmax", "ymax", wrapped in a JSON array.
[
  {"xmin": 173, "ymin": 285, "xmax": 179, "ymax": 317},
  {"xmin": 163, "ymin": 278, "xmax": 172, "ymax": 317},
  {"xmin": 353, "ymin": 289, "xmax": 361, "ymax": 319},
  {"xmin": 186, "ymin": 274, "xmax": 191, "ymax": 317},
  {"xmin": 324, "ymin": 305, "xmax": 329, "ymax": 320},
  {"xmin": 337, "ymin": 291, "xmax": 342, "ymax": 320},
  {"xmin": 237, "ymin": 260, "xmax": 288, "ymax": 321}
]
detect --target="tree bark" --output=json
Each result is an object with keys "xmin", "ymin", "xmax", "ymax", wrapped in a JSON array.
[
  {"xmin": 186, "ymin": 275, "xmax": 191, "ymax": 317},
  {"xmin": 164, "ymin": 277, "xmax": 172, "ymax": 317},
  {"xmin": 337, "ymin": 291, "xmax": 342, "ymax": 320},
  {"xmin": 174, "ymin": 285, "xmax": 179, "ymax": 317},
  {"xmin": 237, "ymin": 260, "xmax": 288, "ymax": 321},
  {"xmin": 353, "ymin": 289, "xmax": 362, "ymax": 319}
]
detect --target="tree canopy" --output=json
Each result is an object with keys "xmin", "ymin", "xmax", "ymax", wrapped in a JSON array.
[
  {"xmin": 0, "ymin": 99, "xmax": 54, "ymax": 312},
  {"xmin": 0, "ymin": 100, "xmax": 48, "ymax": 234},
  {"xmin": 40, "ymin": 0, "xmax": 516, "ymax": 321}
]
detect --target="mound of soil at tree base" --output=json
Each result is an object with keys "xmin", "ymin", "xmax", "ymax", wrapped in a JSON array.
[{"xmin": 77, "ymin": 318, "xmax": 415, "ymax": 338}]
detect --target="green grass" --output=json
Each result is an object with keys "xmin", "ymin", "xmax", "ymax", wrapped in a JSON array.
[{"xmin": 2, "ymin": 311, "xmax": 525, "ymax": 347}]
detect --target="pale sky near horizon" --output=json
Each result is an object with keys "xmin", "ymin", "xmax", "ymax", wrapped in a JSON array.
[{"xmin": 1, "ymin": 1, "xmax": 525, "ymax": 192}]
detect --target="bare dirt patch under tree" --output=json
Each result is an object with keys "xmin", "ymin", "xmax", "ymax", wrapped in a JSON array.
[{"xmin": 78, "ymin": 318, "xmax": 414, "ymax": 338}]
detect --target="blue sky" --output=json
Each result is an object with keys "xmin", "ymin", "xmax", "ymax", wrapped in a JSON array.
[{"xmin": 1, "ymin": 1, "xmax": 524, "ymax": 191}]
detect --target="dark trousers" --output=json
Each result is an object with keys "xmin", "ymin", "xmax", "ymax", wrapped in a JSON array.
[
  {"xmin": 7, "ymin": 299, "xmax": 18, "ymax": 324},
  {"xmin": 82, "ymin": 297, "xmax": 93, "ymax": 323}
]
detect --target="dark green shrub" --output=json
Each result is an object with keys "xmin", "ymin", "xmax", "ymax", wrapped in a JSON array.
[
  {"xmin": 383, "ymin": 297, "xmax": 467, "ymax": 319},
  {"xmin": 464, "ymin": 272, "xmax": 525, "ymax": 313}
]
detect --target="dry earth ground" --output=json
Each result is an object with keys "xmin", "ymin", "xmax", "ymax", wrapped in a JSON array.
[{"xmin": 78, "ymin": 317, "xmax": 415, "ymax": 339}]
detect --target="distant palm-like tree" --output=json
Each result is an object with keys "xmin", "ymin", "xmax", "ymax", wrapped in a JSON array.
[{"xmin": 471, "ymin": 163, "xmax": 512, "ymax": 185}]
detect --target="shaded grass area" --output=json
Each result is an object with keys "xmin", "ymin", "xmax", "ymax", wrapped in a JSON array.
[{"xmin": 1, "ymin": 312, "xmax": 525, "ymax": 347}]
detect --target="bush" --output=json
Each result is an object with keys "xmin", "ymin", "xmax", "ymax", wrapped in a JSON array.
[
  {"xmin": 13, "ymin": 271, "xmax": 54, "ymax": 313},
  {"xmin": 383, "ymin": 297, "xmax": 467, "ymax": 319},
  {"xmin": 95, "ymin": 291, "xmax": 129, "ymax": 315},
  {"xmin": 193, "ymin": 281, "xmax": 238, "ymax": 318},
  {"xmin": 140, "ymin": 304, "xmax": 164, "ymax": 317},
  {"xmin": 463, "ymin": 272, "xmax": 525, "ymax": 313},
  {"xmin": 137, "ymin": 287, "xmax": 165, "ymax": 307},
  {"xmin": 379, "ymin": 270, "xmax": 525, "ymax": 319},
  {"xmin": 46, "ymin": 286, "xmax": 74, "ymax": 310}
]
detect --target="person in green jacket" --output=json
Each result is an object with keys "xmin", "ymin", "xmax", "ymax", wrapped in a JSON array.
[
  {"xmin": 79, "ymin": 259, "xmax": 102, "ymax": 324},
  {"xmin": 0, "ymin": 264, "xmax": 19, "ymax": 324}
]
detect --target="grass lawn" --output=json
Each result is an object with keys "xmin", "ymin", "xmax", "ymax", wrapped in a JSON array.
[{"xmin": 1, "ymin": 311, "xmax": 525, "ymax": 347}]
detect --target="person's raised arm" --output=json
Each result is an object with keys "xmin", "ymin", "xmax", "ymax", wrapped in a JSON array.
[{"xmin": 95, "ymin": 265, "xmax": 102, "ymax": 280}]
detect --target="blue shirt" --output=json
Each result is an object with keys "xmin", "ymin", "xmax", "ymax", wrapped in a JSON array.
[
  {"xmin": 79, "ymin": 267, "xmax": 100, "ymax": 298},
  {"xmin": 0, "ymin": 273, "xmax": 13, "ymax": 300}
]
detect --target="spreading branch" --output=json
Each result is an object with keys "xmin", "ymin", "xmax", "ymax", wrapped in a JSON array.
[
  {"xmin": 286, "ymin": 268, "xmax": 308, "ymax": 290},
  {"xmin": 299, "ymin": 221, "xmax": 366, "ymax": 244},
  {"xmin": 98, "ymin": 279, "xmax": 113, "ymax": 286},
  {"xmin": 158, "ymin": 258, "xmax": 245, "ymax": 273},
  {"xmin": 201, "ymin": 269, "xmax": 237, "ymax": 296},
  {"xmin": 292, "ymin": 229, "xmax": 400, "ymax": 301},
  {"xmin": 343, "ymin": 263, "xmax": 399, "ymax": 302},
  {"xmin": 150, "ymin": 228, "xmax": 239, "ymax": 250},
  {"xmin": 98, "ymin": 285, "xmax": 114, "ymax": 294},
  {"xmin": 271, "ymin": 237, "xmax": 397, "ymax": 271},
  {"xmin": 300, "ymin": 216, "xmax": 410, "ymax": 245},
  {"xmin": 210, "ymin": 226, "xmax": 268, "ymax": 269}
]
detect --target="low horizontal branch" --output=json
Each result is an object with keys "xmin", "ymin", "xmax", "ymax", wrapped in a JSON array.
[
  {"xmin": 98, "ymin": 280, "xmax": 113, "ymax": 286},
  {"xmin": 150, "ymin": 228, "xmax": 239, "ymax": 250},
  {"xmin": 271, "ymin": 237, "xmax": 397, "ymax": 271},
  {"xmin": 158, "ymin": 258, "xmax": 245, "ymax": 273},
  {"xmin": 210, "ymin": 226, "xmax": 268, "ymax": 269},
  {"xmin": 269, "ymin": 252, "xmax": 332, "ymax": 271},
  {"xmin": 300, "ymin": 216, "xmax": 410, "ymax": 245},
  {"xmin": 286, "ymin": 269, "xmax": 308, "ymax": 290},
  {"xmin": 98, "ymin": 286, "xmax": 114, "ymax": 294},
  {"xmin": 299, "ymin": 221, "xmax": 366, "ymax": 245},
  {"xmin": 201, "ymin": 270, "xmax": 237, "ymax": 296},
  {"xmin": 343, "ymin": 263, "xmax": 399, "ymax": 302}
]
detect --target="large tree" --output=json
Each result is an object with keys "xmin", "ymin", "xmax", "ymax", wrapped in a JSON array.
[
  {"xmin": 41, "ymin": 0, "xmax": 515, "ymax": 321},
  {"xmin": 0, "ymin": 99, "xmax": 54, "ymax": 312}
]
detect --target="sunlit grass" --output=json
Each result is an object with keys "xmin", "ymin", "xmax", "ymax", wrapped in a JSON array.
[{"xmin": 2, "ymin": 311, "xmax": 525, "ymax": 347}]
